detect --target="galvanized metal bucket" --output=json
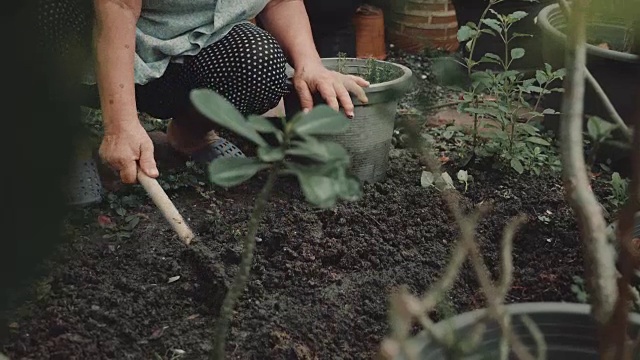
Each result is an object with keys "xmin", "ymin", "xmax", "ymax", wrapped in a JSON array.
[{"xmin": 284, "ymin": 58, "xmax": 413, "ymax": 183}]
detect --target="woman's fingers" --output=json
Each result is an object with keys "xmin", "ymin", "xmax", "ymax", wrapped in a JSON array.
[
  {"xmin": 343, "ymin": 78, "xmax": 369, "ymax": 104},
  {"xmin": 334, "ymin": 82, "xmax": 354, "ymax": 118},
  {"xmin": 348, "ymin": 74, "xmax": 371, "ymax": 88},
  {"xmin": 317, "ymin": 81, "xmax": 340, "ymax": 112},
  {"xmin": 294, "ymin": 79, "xmax": 314, "ymax": 112}
]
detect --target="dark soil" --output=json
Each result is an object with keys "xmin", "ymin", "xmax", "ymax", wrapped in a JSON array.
[
  {"xmin": 1, "ymin": 50, "xmax": 612, "ymax": 359},
  {"xmin": 1, "ymin": 144, "xmax": 595, "ymax": 359}
]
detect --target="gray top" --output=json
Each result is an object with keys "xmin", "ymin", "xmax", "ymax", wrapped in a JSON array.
[{"xmin": 84, "ymin": 0, "xmax": 269, "ymax": 85}]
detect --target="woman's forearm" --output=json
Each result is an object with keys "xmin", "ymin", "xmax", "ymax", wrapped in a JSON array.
[
  {"xmin": 93, "ymin": 0, "xmax": 141, "ymax": 131},
  {"xmin": 258, "ymin": 0, "xmax": 322, "ymax": 70}
]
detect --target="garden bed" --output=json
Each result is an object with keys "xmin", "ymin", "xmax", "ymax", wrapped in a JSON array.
[{"xmin": 0, "ymin": 51, "xmax": 615, "ymax": 360}]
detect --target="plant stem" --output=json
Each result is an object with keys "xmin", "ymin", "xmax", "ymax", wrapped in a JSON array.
[
  {"xmin": 466, "ymin": 1, "xmax": 495, "ymax": 77},
  {"xmin": 558, "ymin": 0, "xmax": 618, "ymax": 330},
  {"xmin": 212, "ymin": 168, "xmax": 279, "ymax": 360}
]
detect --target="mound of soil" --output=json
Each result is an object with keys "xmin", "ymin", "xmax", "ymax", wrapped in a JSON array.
[{"xmin": 1, "ymin": 146, "xmax": 590, "ymax": 359}]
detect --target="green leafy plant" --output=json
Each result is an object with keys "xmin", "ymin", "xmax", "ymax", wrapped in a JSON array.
[
  {"xmin": 606, "ymin": 172, "xmax": 629, "ymax": 211},
  {"xmin": 585, "ymin": 116, "xmax": 618, "ymax": 169},
  {"xmin": 189, "ymin": 88, "xmax": 362, "ymax": 360},
  {"xmin": 335, "ymin": 52, "xmax": 399, "ymax": 84},
  {"xmin": 571, "ymin": 276, "xmax": 589, "ymax": 303},
  {"xmin": 442, "ymin": 1, "xmax": 566, "ymax": 175}
]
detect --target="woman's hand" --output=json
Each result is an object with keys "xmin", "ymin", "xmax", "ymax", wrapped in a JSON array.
[
  {"xmin": 292, "ymin": 61, "xmax": 370, "ymax": 118},
  {"xmin": 99, "ymin": 120, "xmax": 158, "ymax": 184}
]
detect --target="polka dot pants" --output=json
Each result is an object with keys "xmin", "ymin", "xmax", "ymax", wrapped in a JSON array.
[
  {"xmin": 34, "ymin": 0, "xmax": 288, "ymax": 120},
  {"xmin": 136, "ymin": 23, "xmax": 288, "ymax": 119}
]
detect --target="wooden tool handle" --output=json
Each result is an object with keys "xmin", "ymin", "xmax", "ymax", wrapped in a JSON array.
[{"xmin": 137, "ymin": 170, "xmax": 195, "ymax": 245}]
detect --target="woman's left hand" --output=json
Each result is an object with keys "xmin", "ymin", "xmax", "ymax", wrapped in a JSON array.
[{"xmin": 292, "ymin": 61, "xmax": 370, "ymax": 118}]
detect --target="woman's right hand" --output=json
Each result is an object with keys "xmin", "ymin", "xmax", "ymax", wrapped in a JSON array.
[{"xmin": 99, "ymin": 120, "xmax": 158, "ymax": 184}]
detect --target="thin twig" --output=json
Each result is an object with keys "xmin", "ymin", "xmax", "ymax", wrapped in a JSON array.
[
  {"xmin": 498, "ymin": 215, "xmax": 528, "ymax": 297},
  {"xmin": 420, "ymin": 207, "xmax": 486, "ymax": 310},
  {"xmin": 212, "ymin": 168, "xmax": 279, "ymax": 360},
  {"xmin": 520, "ymin": 315, "xmax": 547, "ymax": 360}
]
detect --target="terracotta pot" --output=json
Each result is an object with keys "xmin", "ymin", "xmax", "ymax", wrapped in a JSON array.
[
  {"xmin": 388, "ymin": 0, "xmax": 459, "ymax": 54},
  {"xmin": 353, "ymin": 5, "xmax": 387, "ymax": 60}
]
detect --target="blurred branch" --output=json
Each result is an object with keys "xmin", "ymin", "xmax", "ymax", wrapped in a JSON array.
[
  {"xmin": 378, "ymin": 123, "xmax": 538, "ymax": 360},
  {"xmin": 558, "ymin": 0, "xmax": 618, "ymax": 325},
  {"xmin": 606, "ymin": 73, "xmax": 640, "ymax": 360}
]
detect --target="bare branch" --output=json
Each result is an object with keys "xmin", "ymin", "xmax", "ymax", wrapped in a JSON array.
[
  {"xmin": 521, "ymin": 315, "xmax": 548, "ymax": 360},
  {"xmin": 558, "ymin": 0, "xmax": 618, "ymax": 324},
  {"xmin": 498, "ymin": 215, "xmax": 528, "ymax": 297}
]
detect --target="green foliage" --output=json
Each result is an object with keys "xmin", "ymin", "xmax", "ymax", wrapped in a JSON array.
[
  {"xmin": 190, "ymin": 88, "xmax": 362, "ymax": 209},
  {"xmin": 335, "ymin": 52, "xmax": 400, "ymax": 84},
  {"xmin": 585, "ymin": 116, "xmax": 618, "ymax": 169},
  {"xmin": 444, "ymin": 5, "xmax": 567, "ymax": 175},
  {"xmin": 571, "ymin": 276, "xmax": 589, "ymax": 303},
  {"xmin": 606, "ymin": 172, "xmax": 629, "ymax": 210}
]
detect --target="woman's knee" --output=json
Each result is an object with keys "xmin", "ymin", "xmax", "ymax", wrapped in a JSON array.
[{"xmin": 189, "ymin": 23, "xmax": 288, "ymax": 115}]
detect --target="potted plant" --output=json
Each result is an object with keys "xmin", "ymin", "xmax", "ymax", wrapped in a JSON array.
[
  {"xmin": 376, "ymin": 1, "xmax": 640, "ymax": 359},
  {"xmin": 537, "ymin": 3, "xmax": 640, "ymax": 129},
  {"xmin": 283, "ymin": 57, "xmax": 413, "ymax": 183}
]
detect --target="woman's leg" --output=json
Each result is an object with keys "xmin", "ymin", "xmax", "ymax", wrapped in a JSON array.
[{"xmin": 135, "ymin": 22, "xmax": 288, "ymax": 158}]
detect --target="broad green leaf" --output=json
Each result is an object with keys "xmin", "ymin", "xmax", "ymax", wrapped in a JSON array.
[
  {"xmin": 421, "ymin": 171, "xmax": 435, "ymax": 188},
  {"xmin": 338, "ymin": 177, "xmax": 363, "ymax": 201},
  {"xmin": 464, "ymin": 21, "xmax": 479, "ymax": 30},
  {"xmin": 208, "ymin": 157, "xmax": 269, "ymax": 187},
  {"xmin": 517, "ymin": 123, "xmax": 539, "ymax": 136},
  {"xmin": 511, "ymin": 48, "xmax": 526, "ymax": 60},
  {"xmin": 536, "ymin": 70, "xmax": 549, "ymax": 85},
  {"xmin": 457, "ymin": 25, "xmax": 477, "ymax": 42},
  {"xmin": 439, "ymin": 172, "xmax": 455, "ymax": 190},
  {"xmin": 502, "ymin": 70, "xmax": 520, "ymax": 80},
  {"xmin": 508, "ymin": 11, "xmax": 528, "ymax": 22},
  {"xmin": 587, "ymin": 117, "xmax": 601, "ymax": 139},
  {"xmin": 287, "ymin": 162, "xmax": 349, "ymax": 207},
  {"xmin": 298, "ymin": 174, "xmax": 337, "ymax": 208},
  {"xmin": 526, "ymin": 86, "xmax": 545, "ymax": 93},
  {"xmin": 526, "ymin": 136, "xmax": 551, "ymax": 146},
  {"xmin": 286, "ymin": 138, "xmax": 349, "ymax": 163},
  {"xmin": 293, "ymin": 105, "xmax": 349, "ymax": 136},
  {"xmin": 481, "ymin": 18, "xmax": 502, "ymax": 33},
  {"xmin": 248, "ymin": 115, "xmax": 280, "ymax": 133},
  {"xmin": 545, "ymin": 63, "xmax": 553, "ymax": 73},
  {"xmin": 554, "ymin": 68, "xmax": 567, "ymax": 78},
  {"xmin": 457, "ymin": 170, "xmax": 469, "ymax": 182},
  {"xmin": 542, "ymin": 108, "xmax": 558, "ymax": 115},
  {"xmin": 480, "ymin": 53, "xmax": 503, "ymax": 64},
  {"xmin": 191, "ymin": 89, "xmax": 267, "ymax": 147},
  {"xmin": 510, "ymin": 158, "xmax": 524, "ymax": 174},
  {"xmin": 480, "ymin": 29, "xmax": 497, "ymax": 36},
  {"xmin": 257, "ymin": 146, "xmax": 285, "ymax": 162},
  {"xmin": 587, "ymin": 116, "xmax": 616, "ymax": 139}
]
